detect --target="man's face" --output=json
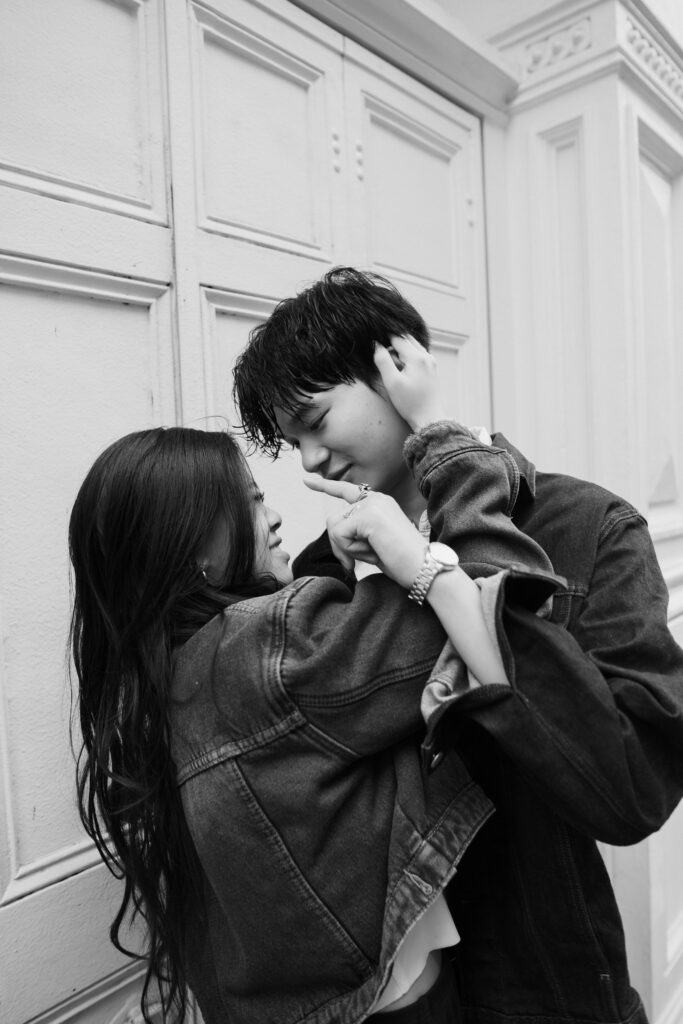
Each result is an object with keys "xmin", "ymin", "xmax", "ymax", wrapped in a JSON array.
[{"xmin": 274, "ymin": 379, "xmax": 413, "ymax": 501}]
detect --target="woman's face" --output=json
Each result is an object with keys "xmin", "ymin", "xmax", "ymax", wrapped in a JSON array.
[
  {"xmin": 197, "ymin": 485, "xmax": 293, "ymax": 587},
  {"xmin": 251, "ymin": 487, "xmax": 293, "ymax": 586}
]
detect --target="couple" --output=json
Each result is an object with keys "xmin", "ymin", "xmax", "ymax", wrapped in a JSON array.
[{"xmin": 69, "ymin": 269, "xmax": 683, "ymax": 1024}]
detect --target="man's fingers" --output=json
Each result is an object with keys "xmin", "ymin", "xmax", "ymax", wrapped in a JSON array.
[
  {"xmin": 389, "ymin": 334, "xmax": 421, "ymax": 354},
  {"xmin": 374, "ymin": 335, "xmax": 426, "ymax": 373},
  {"xmin": 373, "ymin": 342, "xmax": 404, "ymax": 376},
  {"xmin": 373, "ymin": 342, "xmax": 395, "ymax": 365}
]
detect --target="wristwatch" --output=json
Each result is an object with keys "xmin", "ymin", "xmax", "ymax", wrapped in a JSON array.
[{"xmin": 408, "ymin": 542, "xmax": 459, "ymax": 605}]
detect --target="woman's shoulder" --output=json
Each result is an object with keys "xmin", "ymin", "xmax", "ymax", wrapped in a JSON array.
[
  {"xmin": 174, "ymin": 578, "xmax": 353, "ymax": 667},
  {"xmin": 171, "ymin": 577, "xmax": 357, "ymax": 704}
]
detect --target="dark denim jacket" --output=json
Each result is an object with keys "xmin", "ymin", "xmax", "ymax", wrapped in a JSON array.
[
  {"xmin": 297, "ymin": 435, "xmax": 683, "ymax": 1024},
  {"xmin": 170, "ymin": 424, "xmax": 556, "ymax": 1024}
]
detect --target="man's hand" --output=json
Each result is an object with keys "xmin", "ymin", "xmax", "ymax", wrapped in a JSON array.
[{"xmin": 374, "ymin": 334, "xmax": 447, "ymax": 431}]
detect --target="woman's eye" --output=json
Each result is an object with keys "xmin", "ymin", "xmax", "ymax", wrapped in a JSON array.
[
  {"xmin": 309, "ymin": 412, "xmax": 326, "ymax": 432},
  {"xmin": 255, "ymin": 490, "xmax": 265, "ymax": 503}
]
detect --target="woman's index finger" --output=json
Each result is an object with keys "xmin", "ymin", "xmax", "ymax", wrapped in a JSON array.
[{"xmin": 303, "ymin": 475, "xmax": 361, "ymax": 503}]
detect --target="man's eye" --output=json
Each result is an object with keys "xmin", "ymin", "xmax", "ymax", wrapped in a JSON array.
[{"xmin": 309, "ymin": 412, "xmax": 326, "ymax": 432}]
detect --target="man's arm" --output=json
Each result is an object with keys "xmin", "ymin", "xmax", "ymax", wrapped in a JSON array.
[{"xmin": 424, "ymin": 503, "xmax": 683, "ymax": 844}]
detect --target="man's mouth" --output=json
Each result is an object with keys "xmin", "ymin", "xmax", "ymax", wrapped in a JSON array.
[{"xmin": 327, "ymin": 464, "xmax": 353, "ymax": 482}]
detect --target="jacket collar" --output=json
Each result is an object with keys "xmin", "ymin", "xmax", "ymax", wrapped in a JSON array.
[{"xmin": 491, "ymin": 432, "xmax": 537, "ymax": 505}]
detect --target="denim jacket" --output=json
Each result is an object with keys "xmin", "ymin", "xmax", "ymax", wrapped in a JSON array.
[
  {"xmin": 170, "ymin": 424, "xmax": 556, "ymax": 1024},
  {"xmin": 296, "ymin": 434, "xmax": 683, "ymax": 1024}
]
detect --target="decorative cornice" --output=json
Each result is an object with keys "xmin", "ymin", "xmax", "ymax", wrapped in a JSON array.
[
  {"xmin": 524, "ymin": 17, "xmax": 592, "ymax": 77},
  {"xmin": 490, "ymin": 1, "xmax": 683, "ymax": 118}
]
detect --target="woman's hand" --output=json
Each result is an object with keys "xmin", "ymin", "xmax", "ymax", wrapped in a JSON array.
[
  {"xmin": 374, "ymin": 334, "xmax": 447, "ymax": 431},
  {"xmin": 306, "ymin": 477, "xmax": 507, "ymax": 685},
  {"xmin": 304, "ymin": 476, "xmax": 426, "ymax": 587}
]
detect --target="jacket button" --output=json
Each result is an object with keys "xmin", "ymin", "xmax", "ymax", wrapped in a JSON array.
[{"xmin": 430, "ymin": 750, "xmax": 445, "ymax": 771}]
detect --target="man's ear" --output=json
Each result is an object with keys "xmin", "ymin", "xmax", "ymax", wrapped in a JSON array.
[
  {"xmin": 374, "ymin": 341, "xmax": 404, "ymax": 371},
  {"xmin": 385, "ymin": 344, "xmax": 404, "ymax": 370}
]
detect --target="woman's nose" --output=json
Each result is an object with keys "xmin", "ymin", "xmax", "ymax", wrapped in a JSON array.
[{"xmin": 266, "ymin": 505, "xmax": 282, "ymax": 531}]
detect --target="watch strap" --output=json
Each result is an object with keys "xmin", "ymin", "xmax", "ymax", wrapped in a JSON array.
[{"xmin": 408, "ymin": 544, "xmax": 458, "ymax": 605}]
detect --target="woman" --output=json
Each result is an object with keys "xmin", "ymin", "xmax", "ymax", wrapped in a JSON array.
[{"xmin": 69, "ymin": 354, "xmax": 554, "ymax": 1024}]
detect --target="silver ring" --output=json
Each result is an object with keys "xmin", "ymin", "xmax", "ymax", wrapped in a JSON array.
[
  {"xmin": 343, "ymin": 504, "xmax": 359, "ymax": 520},
  {"xmin": 355, "ymin": 482, "xmax": 372, "ymax": 501}
]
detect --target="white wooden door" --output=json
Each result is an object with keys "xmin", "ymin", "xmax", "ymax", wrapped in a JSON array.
[
  {"xmin": 0, "ymin": 1, "xmax": 489, "ymax": 1020},
  {"xmin": 0, "ymin": 0, "xmax": 177, "ymax": 1021}
]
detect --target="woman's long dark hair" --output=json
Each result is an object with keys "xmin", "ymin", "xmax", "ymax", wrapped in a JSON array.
[{"xmin": 69, "ymin": 427, "xmax": 269, "ymax": 1022}]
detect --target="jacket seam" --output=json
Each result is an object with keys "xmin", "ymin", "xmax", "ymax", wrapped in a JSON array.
[
  {"xmin": 290, "ymin": 656, "xmax": 436, "ymax": 708},
  {"xmin": 231, "ymin": 759, "xmax": 375, "ymax": 976},
  {"xmin": 515, "ymin": 691, "xmax": 648, "ymax": 835},
  {"xmin": 304, "ymin": 719, "xmax": 360, "ymax": 759},
  {"xmin": 176, "ymin": 709, "xmax": 305, "ymax": 785},
  {"xmin": 598, "ymin": 507, "xmax": 644, "ymax": 543}
]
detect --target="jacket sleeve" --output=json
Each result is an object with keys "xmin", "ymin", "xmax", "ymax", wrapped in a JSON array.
[
  {"xmin": 403, "ymin": 421, "xmax": 555, "ymax": 578},
  {"xmin": 424, "ymin": 507, "xmax": 683, "ymax": 844},
  {"xmin": 277, "ymin": 574, "xmax": 446, "ymax": 756}
]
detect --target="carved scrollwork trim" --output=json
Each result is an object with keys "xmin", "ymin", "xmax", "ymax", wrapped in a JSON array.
[{"xmin": 524, "ymin": 17, "xmax": 592, "ymax": 77}]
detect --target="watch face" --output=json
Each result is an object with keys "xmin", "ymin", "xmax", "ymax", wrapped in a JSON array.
[{"xmin": 430, "ymin": 542, "xmax": 459, "ymax": 567}]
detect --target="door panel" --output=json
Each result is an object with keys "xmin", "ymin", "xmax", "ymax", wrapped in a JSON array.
[
  {"xmin": 0, "ymin": 264, "xmax": 174, "ymax": 1020},
  {"xmin": 343, "ymin": 41, "xmax": 491, "ymax": 427},
  {"xmin": 0, "ymin": 0, "xmax": 167, "ymax": 221},
  {"xmin": 188, "ymin": 0, "xmax": 345, "ymax": 262}
]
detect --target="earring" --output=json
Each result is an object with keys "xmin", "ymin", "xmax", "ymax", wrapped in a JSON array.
[{"xmin": 199, "ymin": 565, "xmax": 208, "ymax": 582}]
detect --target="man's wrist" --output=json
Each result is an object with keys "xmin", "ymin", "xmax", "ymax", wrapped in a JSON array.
[{"xmin": 407, "ymin": 409, "xmax": 448, "ymax": 431}]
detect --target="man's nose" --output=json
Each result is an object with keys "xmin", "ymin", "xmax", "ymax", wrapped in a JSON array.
[{"xmin": 299, "ymin": 439, "xmax": 329, "ymax": 474}]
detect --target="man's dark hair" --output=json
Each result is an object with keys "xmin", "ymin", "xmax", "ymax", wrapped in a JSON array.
[{"xmin": 233, "ymin": 267, "xmax": 429, "ymax": 457}]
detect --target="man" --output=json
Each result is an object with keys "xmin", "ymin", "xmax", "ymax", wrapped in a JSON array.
[{"xmin": 233, "ymin": 266, "xmax": 683, "ymax": 1023}]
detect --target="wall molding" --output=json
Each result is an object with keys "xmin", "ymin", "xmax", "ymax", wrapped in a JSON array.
[
  {"xmin": 203, "ymin": 286, "xmax": 279, "ymax": 322},
  {"xmin": 24, "ymin": 963, "xmax": 146, "ymax": 1024},
  {"xmin": 0, "ymin": 162, "xmax": 167, "ymax": 226},
  {"xmin": 668, "ymin": 905, "xmax": 683, "ymax": 974},
  {"xmin": 656, "ymin": 967, "xmax": 683, "ymax": 1024},
  {"xmin": 1, "ymin": 839, "xmax": 101, "ymax": 907},
  {"xmin": 429, "ymin": 328, "xmax": 467, "ymax": 353},
  {"xmin": 0, "ymin": 253, "xmax": 169, "ymax": 305},
  {"xmin": 200, "ymin": 287, "xmax": 279, "ymax": 422}
]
